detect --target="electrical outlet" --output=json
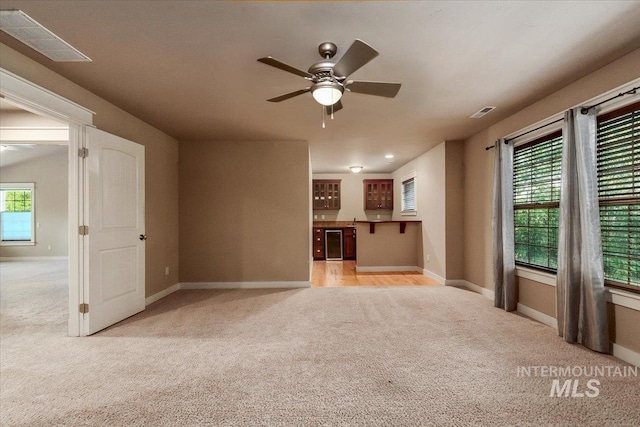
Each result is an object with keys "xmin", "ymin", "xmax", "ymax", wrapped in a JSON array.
[
  {"xmin": 314, "ymin": 215, "xmax": 317, "ymax": 220},
  {"xmin": 321, "ymin": 215, "xmax": 325, "ymax": 219},
  {"xmin": 36, "ymin": 222, "xmax": 40, "ymax": 228},
  {"xmin": 427, "ymin": 254, "xmax": 430, "ymax": 262},
  {"xmin": 47, "ymin": 245, "xmax": 52, "ymax": 250},
  {"xmin": 377, "ymin": 214, "xmax": 380, "ymax": 219},
  {"xmin": 165, "ymin": 266, "xmax": 170, "ymax": 276}
]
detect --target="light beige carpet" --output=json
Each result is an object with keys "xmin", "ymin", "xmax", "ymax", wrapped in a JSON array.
[{"xmin": 1, "ymin": 260, "xmax": 639, "ymax": 426}]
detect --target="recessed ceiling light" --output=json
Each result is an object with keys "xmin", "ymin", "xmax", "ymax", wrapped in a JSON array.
[
  {"xmin": 0, "ymin": 10, "xmax": 91, "ymax": 62},
  {"xmin": 385, "ymin": 154, "xmax": 394, "ymax": 159}
]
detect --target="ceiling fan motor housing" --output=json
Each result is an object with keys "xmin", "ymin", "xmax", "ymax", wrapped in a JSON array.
[{"xmin": 318, "ymin": 42, "xmax": 337, "ymax": 59}]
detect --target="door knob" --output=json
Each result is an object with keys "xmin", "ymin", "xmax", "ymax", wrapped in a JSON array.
[{"xmin": 139, "ymin": 234, "xmax": 147, "ymax": 241}]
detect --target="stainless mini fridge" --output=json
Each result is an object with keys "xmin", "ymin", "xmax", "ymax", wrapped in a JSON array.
[{"xmin": 325, "ymin": 229, "xmax": 343, "ymax": 260}]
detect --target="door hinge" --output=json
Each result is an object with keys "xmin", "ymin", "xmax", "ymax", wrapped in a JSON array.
[
  {"xmin": 78, "ymin": 147, "xmax": 89, "ymax": 158},
  {"xmin": 79, "ymin": 225, "xmax": 89, "ymax": 235},
  {"xmin": 79, "ymin": 303, "xmax": 89, "ymax": 314}
]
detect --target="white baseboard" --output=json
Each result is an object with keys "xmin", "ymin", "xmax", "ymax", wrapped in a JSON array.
[
  {"xmin": 446, "ymin": 279, "xmax": 495, "ymax": 301},
  {"xmin": 517, "ymin": 302, "xmax": 558, "ymax": 329},
  {"xmin": 356, "ymin": 265, "xmax": 421, "ymax": 273},
  {"xmin": 422, "ymin": 269, "xmax": 446, "ymax": 285},
  {"xmin": 612, "ymin": 343, "xmax": 640, "ymax": 368},
  {"xmin": 145, "ymin": 283, "xmax": 180, "ymax": 306},
  {"xmin": 180, "ymin": 281, "xmax": 310, "ymax": 290},
  {"xmin": 0, "ymin": 256, "xmax": 69, "ymax": 261}
]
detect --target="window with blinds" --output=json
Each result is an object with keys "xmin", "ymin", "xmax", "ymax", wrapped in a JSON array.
[
  {"xmin": 401, "ymin": 177, "xmax": 416, "ymax": 213},
  {"xmin": 0, "ymin": 183, "xmax": 35, "ymax": 244},
  {"xmin": 597, "ymin": 101, "xmax": 640, "ymax": 290},
  {"xmin": 513, "ymin": 131, "xmax": 562, "ymax": 270}
]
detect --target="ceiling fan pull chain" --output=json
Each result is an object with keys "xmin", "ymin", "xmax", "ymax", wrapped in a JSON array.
[{"xmin": 322, "ymin": 105, "xmax": 326, "ymax": 129}]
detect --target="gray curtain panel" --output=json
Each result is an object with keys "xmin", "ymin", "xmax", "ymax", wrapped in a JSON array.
[
  {"xmin": 556, "ymin": 107, "xmax": 609, "ymax": 353},
  {"xmin": 492, "ymin": 138, "xmax": 516, "ymax": 311}
]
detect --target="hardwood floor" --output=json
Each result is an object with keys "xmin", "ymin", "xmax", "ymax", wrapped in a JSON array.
[{"xmin": 311, "ymin": 261, "xmax": 441, "ymax": 287}]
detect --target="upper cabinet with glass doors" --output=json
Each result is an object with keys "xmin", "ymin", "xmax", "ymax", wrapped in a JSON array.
[
  {"xmin": 313, "ymin": 179, "xmax": 341, "ymax": 210},
  {"xmin": 363, "ymin": 179, "xmax": 394, "ymax": 210}
]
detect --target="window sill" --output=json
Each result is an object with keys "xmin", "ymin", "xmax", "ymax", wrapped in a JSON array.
[
  {"xmin": 515, "ymin": 266, "xmax": 640, "ymax": 312},
  {"xmin": 0, "ymin": 241, "xmax": 35, "ymax": 246},
  {"xmin": 515, "ymin": 266, "xmax": 556, "ymax": 286},
  {"xmin": 400, "ymin": 211, "xmax": 417, "ymax": 217}
]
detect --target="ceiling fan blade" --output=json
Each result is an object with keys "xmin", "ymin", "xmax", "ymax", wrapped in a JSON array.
[
  {"xmin": 258, "ymin": 57, "xmax": 314, "ymax": 79},
  {"xmin": 333, "ymin": 39, "xmax": 379, "ymax": 78},
  {"xmin": 324, "ymin": 100, "xmax": 343, "ymax": 116},
  {"xmin": 267, "ymin": 88, "xmax": 311, "ymax": 103},
  {"xmin": 346, "ymin": 81, "xmax": 401, "ymax": 98}
]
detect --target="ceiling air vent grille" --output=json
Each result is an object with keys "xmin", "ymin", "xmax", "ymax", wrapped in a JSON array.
[
  {"xmin": 470, "ymin": 106, "xmax": 496, "ymax": 119},
  {"xmin": 0, "ymin": 10, "xmax": 91, "ymax": 62}
]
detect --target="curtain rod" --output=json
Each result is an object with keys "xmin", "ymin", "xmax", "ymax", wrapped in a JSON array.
[
  {"xmin": 581, "ymin": 86, "xmax": 639, "ymax": 114},
  {"xmin": 484, "ymin": 118, "xmax": 563, "ymax": 150},
  {"xmin": 485, "ymin": 85, "xmax": 639, "ymax": 150}
]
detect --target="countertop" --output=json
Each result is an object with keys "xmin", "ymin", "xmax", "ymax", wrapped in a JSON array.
[
  {"xmin": 355, "ymin": 220, "xmax": 422, "ymax": 223},
  {"xmin": 313, "ymin": 221, "xmax": 356, "ymax": 228}
]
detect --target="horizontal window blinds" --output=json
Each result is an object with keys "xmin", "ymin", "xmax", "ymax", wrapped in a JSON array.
[
  {"xmin": 402, "ymin": 178, "xmax": 415, "ymax": 211},
  {"xmin": 597, "ymin": 101, "xmax": 640, "ymax": 289},
  {"xmin": 513, "ymin": 131, "xmax": 562, "ymax": 271}
]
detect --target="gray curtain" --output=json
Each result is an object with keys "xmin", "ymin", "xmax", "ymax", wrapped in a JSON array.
[
  {"xmin": 492, "ymin": 138, "xmax": 516, "ymax": 311},
  {"xmin": 557, "ymin": 107, "xmax": 609, "ymax": 353}
]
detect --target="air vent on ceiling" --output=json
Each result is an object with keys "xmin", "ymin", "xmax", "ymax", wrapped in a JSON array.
[
  {"xmin": 0, "ymin": 9, "xmax": 91, "ymax": 62},
  {"xmin": 470, "ymin": 106, "xmax": 496, "ymax": 119}
]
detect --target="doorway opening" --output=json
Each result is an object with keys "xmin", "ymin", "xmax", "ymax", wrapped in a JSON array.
[{"xmin": 0, "ymin": 100, "xmax": 70, "ymax": 335}]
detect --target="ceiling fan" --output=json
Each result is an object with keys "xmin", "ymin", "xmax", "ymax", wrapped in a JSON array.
[{"xmin": 258, "ymin": 39, "xmax": 401, "ymax": 116}]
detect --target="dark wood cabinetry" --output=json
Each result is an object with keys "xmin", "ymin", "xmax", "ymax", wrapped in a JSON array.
[
  {"xmin": 363, "ymin": 179, "xmax": 393, "ymax": 210},
  {"xmin": 313, "ymin": 227, "xmax": 325, "ymax": 260},
  {"xmin": 312, "ymin": 226, "xmax": 356, "ymax": 260},
  {"xmin": 313, "ymin": 180, "xmax": 341, "ymax": 210},
  {"xmin": 343, "ymin": 227, "xmax": 356, "ymax": 260}
]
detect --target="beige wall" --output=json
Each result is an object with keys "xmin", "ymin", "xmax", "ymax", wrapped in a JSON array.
[
  {"xmin": 312, "ymin": 173, "xmax": 393, "ymax": 222},
  {"xmin": 445, "ymin": 141, "xmax": 464, "ymax": 279},
  {"xmin": 1, "ymin": 43, "xmax": 180, "ymax": 298},
  {"xmin": 517, "ymin": 277, "xmax": 556, "ymax": 318},
  {"xmin": 356, "ymin": 222, "xmax": 421, "ymax": 268},
  {"xmin": 463, "ymin": 48, "xmax": 640, "ymax": 290},
  {"xmin": 392, "ymin": 142, "xmax": 445, "ymax": 278},
  {"xmin": 0, "ymin": 147, "xmax": 68, "ymax": 257},
  {"xmin": 179, "ymin": 140, "xmax": 310, "ymax": 283},
  {"xmin": 608, "ymin": 304, "xmax": 640, "ymax": 355},
  {"xmin": 462, "ymin": 48, "xmax": 640, "ymax": 356},
  {"xmin": 0, "ymin": 110, "xmax": 66, "ymax": 128},
  {"xmin": 392, "ymin": 141, "xmax": 464, "ymax": 280}
]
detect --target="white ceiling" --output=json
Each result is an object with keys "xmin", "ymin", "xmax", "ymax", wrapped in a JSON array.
[
  {"xmin": 0, "ymin": 144, "xmax": 66, "ymax": 168},
  {"xmin": 1, "ymin": 1, "xmax": 640, "ymax": 173}
]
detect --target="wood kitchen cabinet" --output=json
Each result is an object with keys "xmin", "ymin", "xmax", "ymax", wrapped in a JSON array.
[
  {"xmin": 363, "ymin": 179, "xmax": 393, "ymax": 210},
  {"xmin": 313, "ymin": 180, "xmax": 341, "ymax": 210},
  {"xmin": 343, "ymin": 227, "xmax": 356, "ymax": 260},
  {"xmin": 313, "ymin": 227, "xmax": 325, "ymax": 260},
  {"xmin": 312, "ymin": 226, "xmax": 356, "ymax": 260}
]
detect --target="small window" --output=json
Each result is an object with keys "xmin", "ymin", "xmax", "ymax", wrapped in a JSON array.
[
  {"xmin": 401, "ymin": 172, "xmax": 417, "ymax": 215},
  {"xmin": 1, "ymin": 183, "xmax": 35, "ymax": 245}
]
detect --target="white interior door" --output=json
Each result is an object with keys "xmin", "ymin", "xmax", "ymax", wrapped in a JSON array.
[{"xmin": 84, "ymin": 127, "xmax": 145, "ymax": 335}]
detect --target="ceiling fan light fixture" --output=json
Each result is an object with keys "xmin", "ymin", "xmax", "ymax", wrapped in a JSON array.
[
  {"xmin": 312, "ymin": 81, "xmax": 343, "ymax": 106},
  {"xmin": 350, "ymin": 166, "xmax": 363, "ymax": 173}
]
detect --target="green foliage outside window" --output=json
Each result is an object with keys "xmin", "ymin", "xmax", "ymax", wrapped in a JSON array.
[{"xmin": 2, "ymin": 191, "xmax": 32, "ymax": 212}]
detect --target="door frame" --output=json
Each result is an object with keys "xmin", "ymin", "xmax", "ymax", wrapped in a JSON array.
[{"xmin": 1, "ymin": 68, "xmax": 94, "ymax": 336}]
